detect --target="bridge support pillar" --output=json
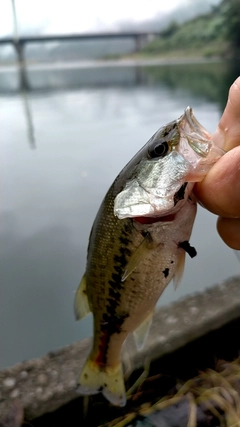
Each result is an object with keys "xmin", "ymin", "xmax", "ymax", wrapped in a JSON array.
[
  {"xmin": 14, "ymin": 41, "xmax": 29, "ymax": 90},
  {"xmin": 135, "ymin": 34, "xmax": 144, "ymax": 52},
  {"xmin": 134, "ymin": 33, "xmax": 157, "ymax": 52}
]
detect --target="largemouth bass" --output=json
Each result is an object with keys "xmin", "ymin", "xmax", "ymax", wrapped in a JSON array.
[{"xmin": 74, "ymin": 107, "xmax": 224, "ymax": 406}]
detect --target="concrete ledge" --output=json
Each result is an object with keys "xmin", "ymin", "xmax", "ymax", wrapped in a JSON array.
[{"xmin": 1, "ymin": 276, "xmax": 240, "ymax": 422}]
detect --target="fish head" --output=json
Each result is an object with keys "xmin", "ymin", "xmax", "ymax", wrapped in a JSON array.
[{"xmin": 114, "ymin": 107, "xmax": 225, "ymax": 219}]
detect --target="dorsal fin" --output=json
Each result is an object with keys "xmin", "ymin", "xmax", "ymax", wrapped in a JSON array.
[{"xmin": 74, "ymin": 274, "xmax": 91, "ymax": 320}]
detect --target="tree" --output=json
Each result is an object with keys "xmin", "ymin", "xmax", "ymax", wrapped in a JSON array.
[
  {"xmin": 161, "ymin": 21, "xmax": 179, "ymax": 38},
  {"xmin": 222, "ymin": 0, "xmax": 240, "ymax": 53}
]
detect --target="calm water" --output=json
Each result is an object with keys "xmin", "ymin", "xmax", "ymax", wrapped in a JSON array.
[{"xmin": 1, "ymin": 61, "xmax": 240, "ymax": 369}]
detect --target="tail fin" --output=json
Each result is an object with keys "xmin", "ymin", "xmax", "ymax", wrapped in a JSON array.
[{"xmin": 77, "ymin": 358, "xmax": 126, "ymax": 407}]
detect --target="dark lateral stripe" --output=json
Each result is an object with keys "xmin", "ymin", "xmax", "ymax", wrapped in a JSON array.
[
  {"xmin": 114, "ymin": 254, "xmax": 127, "ymax": 265},
  {"xmin": 108, "ymin": 288, "xmax": 121, "ymax": 299},
  {"xmin": 95, "ymin": 329, "xmax": 109, "ymax": 366},
  {"xmin": 108, "ymin": 280, "xmax": 124, "ymax": 290},
  {"xmin": 95, "ymin": 312, "xmax": 130, "ymax": 365},
  {"xmin": 119, "ymin": 236, "xmax": 131, "ymax": 245}
]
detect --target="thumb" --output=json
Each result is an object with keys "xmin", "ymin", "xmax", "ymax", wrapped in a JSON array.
[
  {"xmin": 212, "ymin": 76, "xmax": 240, "ymax": 152},
  {"xmin": 194, "ymin": 145, "xmax": 240, "ymax": 218}
]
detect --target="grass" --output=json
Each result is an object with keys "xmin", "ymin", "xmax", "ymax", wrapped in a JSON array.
[{"xmin": 102, "ymin": 357, "xmax": 240, "ymax": 427}]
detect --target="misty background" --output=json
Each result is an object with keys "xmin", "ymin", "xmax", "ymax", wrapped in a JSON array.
[
  {"xmin": 1, "ymin": 0, "xmax": 240, "ymax": 370},
  {"xmin": 0, "ymin": 0, "xmax": 221, "ymax": 63}
]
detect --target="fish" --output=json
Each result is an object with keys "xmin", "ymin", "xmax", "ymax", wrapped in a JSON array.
[{"xmin": 74, "ymin": 107, "xmax": 224, "ymax": 407}]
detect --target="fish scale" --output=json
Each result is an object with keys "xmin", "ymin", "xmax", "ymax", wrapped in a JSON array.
[{"xmin": 74, "ymin": 107, "xmax": 225, "ymax": 406}]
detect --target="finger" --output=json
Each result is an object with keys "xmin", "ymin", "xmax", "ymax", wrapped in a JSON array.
[
  {"xmin": 212, "ymin": 76, "xmax": 240, "ymax": 151},
  {"xmin": 194, "ymin": 145, "xmax": 240, "ymax": 217},
  {"xmin": 217, "ymin": 217, "xmax": 240, "ymax": 250}
]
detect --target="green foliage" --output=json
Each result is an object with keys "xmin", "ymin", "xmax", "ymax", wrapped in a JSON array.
[
  {"xmin": 141, "ymin": 0, "xmax": 240, "ymax": 58},
  {"xmin": 142, "ymin": 11, "xmax": 225, "ymax": 56},
  {"xmin": 161, "ymin": 20, "xmax": 180, "ymax": 38},
  {"xmin": 222, "ymin": 0, "xmax": 240, "ymax": 51}
]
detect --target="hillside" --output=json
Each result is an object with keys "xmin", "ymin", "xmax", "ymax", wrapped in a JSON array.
[
  {"xmin": 117, "ymin": 0, "xmax": 221, "ymax": 32},
  {"xmin": 139, "ymin": 0, "xmax": 238, "ymax": 59},
  {"xmin": 0, "ymin": 0, "xmax": 222, "ymax": 64}
]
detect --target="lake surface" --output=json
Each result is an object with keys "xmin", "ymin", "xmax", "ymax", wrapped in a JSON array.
[{"xmin": 1, "ymin": 60, "xmax": 240, "ymax": 369}]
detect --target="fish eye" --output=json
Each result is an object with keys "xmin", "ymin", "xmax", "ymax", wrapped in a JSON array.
[{"xmin": 148, "ymin": 140, "xmax": 169, "ymax": 159}]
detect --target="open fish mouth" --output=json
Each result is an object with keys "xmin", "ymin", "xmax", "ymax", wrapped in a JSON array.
[
  {"xmin": 133, "ymin": 213, "xmax": 176, "ymax": 224},
  {"xmin": 178, "ymin": 106, "xmax": 212, "ymax": 157},
  {"xmin": 114, "ymin": 107, "xmax": 225, "ymax": 220},
  {"xmin": 178, "ymin": 106, "xmax": 225, "ymax": 163}
]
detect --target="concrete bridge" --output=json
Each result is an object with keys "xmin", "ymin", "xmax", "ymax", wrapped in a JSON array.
[
  {"xmin": 0, "ymin": 32, "xmax": 159, "ymax": 90},
  {"xmin": 0, "ymin": 31, "xmax": 159, "ymax": 60}
]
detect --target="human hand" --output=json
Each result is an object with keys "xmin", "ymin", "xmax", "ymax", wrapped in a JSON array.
[{"xmin": 194, "ymin": 77, "xmax": 240, "ymax": 250}]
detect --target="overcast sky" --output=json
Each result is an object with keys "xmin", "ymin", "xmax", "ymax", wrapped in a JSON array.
[{"xmin": 0, "ymin": 0, "xmax": 186, "ymax": 37}]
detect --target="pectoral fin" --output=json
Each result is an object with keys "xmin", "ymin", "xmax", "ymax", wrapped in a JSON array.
[
  {"xmin": 173, "ymin": 241, "xmax": 197, "ymax": 289},
  {"xmin": 133, "ymin": 311, "xmax": 153, "ymax": 350},
  {"xmin": 74, "ymin": 274, "xmax": 91, "ymax": 320},
  {"xmin": 122, "ymin": 232, "xmax": 156, "ymax": 281},
  {"xmin": 173, "ymin": 251, "xmax": 186, "ymax": 289}
]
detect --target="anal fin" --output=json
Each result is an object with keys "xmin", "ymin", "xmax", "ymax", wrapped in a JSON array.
[
  {"xmin": 133, "ymin": 311, "xmax": 153, "ymax": 350},
  {"xmin": 74, "ymin": 274, "xmax": 91, "ymax": 320}
]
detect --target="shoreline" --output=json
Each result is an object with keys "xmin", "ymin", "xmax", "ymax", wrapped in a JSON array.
[{"xmin": 0, "ymin": 56, "xmax": 222, "ymax": 73}]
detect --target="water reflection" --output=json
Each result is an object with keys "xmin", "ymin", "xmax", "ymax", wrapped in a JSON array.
[
  {"xmin": 1, "ymin": 61, "xmax": 240, "ymax": 369},
  {"xmin": 1, "ymin": 60, "xmax": 240, "ymax": 100},
  {"xmin": 0, "ymin": 214, "xmax": 92, "ymax": 366},
  {"xmin": 2, "ymin": 60, "xmax": 240, "ymax": 149},
  {"xmin": 1, "ymin": 60, "xmax": 240, "ymax": 150},
  {"xmin": 144, "ymin": 60, "xmax": 240, "ymax": 111},
  {"xmin": 22, "ymin": 92, "xmax": 36, "ymax": 148}
]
